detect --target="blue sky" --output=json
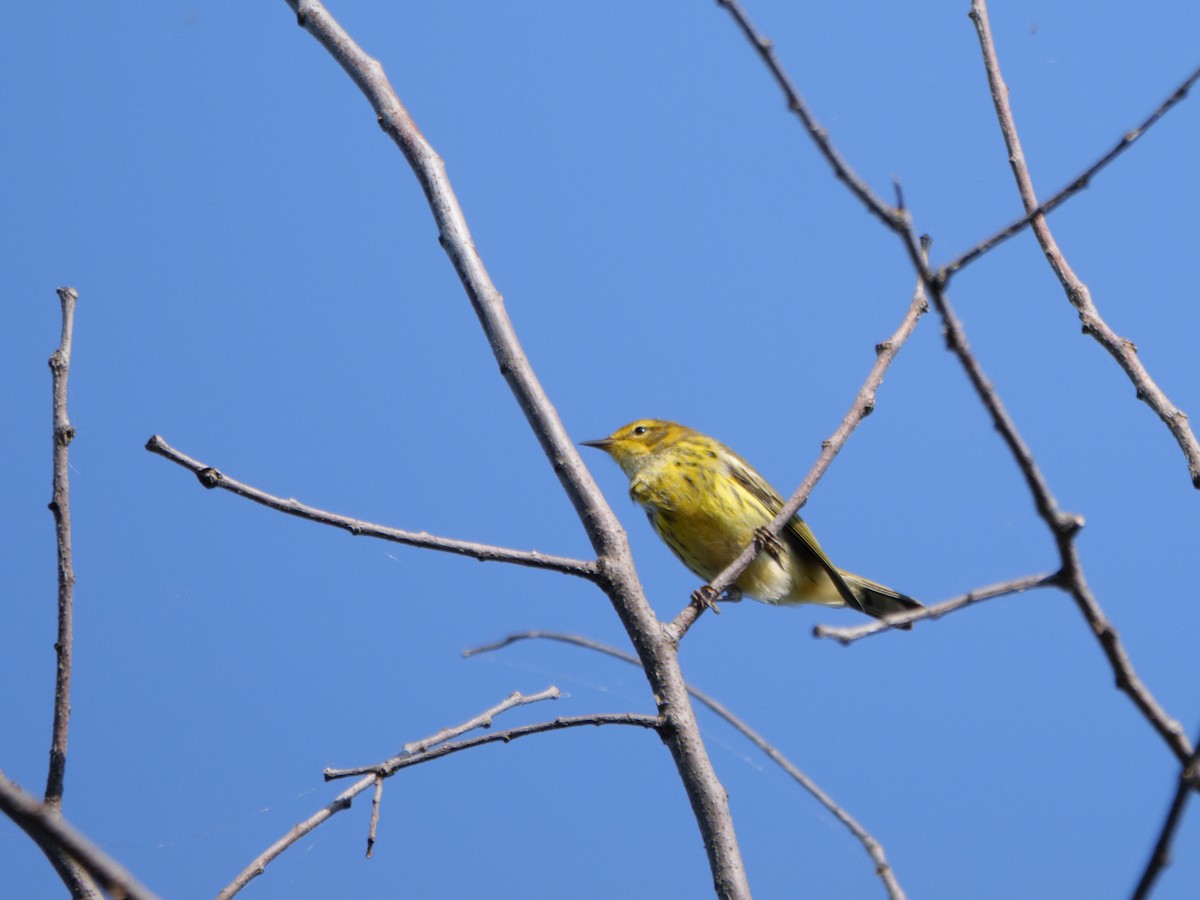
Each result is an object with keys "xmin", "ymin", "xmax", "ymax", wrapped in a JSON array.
[{"xmin": 4, "ymin": 2, "xmax": 1199, "ymax": 897}]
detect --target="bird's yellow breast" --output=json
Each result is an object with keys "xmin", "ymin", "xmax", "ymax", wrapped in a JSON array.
[
  {"xmin": 629, "ymin": 449, "xmax": 805, "ymax": 603},
  {"xmin": 584, "ymin": 419, "xmax": 852, "ymax": 608}
]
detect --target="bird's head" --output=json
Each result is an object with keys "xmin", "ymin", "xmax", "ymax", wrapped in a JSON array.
[{"xmin": 581, "ymin": 419, "xmax": 689, "ymax": 478}]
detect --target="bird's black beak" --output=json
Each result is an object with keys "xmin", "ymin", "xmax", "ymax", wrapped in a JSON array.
[{"xmin": 580, "ymin": 438, "xmax": 613, "ymax": 451}]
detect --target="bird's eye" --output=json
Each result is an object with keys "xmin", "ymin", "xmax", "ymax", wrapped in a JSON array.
[{"xmin": 632, "ymin": 425, "xmax": 648, "ymax": 436}]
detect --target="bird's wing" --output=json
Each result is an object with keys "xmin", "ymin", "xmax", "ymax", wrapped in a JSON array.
[
  {"xmin": 723, "ymin": 455, "xmax": 866, "ymax": 614},
  {"xmin": 782, "ymin": 513, "xmax": 867, "ymax": 614}
]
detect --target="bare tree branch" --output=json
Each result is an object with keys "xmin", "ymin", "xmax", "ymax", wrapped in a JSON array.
[
  {"xmin": 221, "ymin": 689, "xmax": 560, "ymax": 897},
  {"xmin": 671, "ymin": 244, "xmax": 930, "ymax": 635},
  {"xmin": 46, "ymin": 285, "xmax": 79, "ymax": 811},
  {"xmin": 218, "ymin": 688, "xmax": 657, "ymax": 899},
  {"xmin": 1132, "ymin": 732, "xmax": 1200, "ymax": 900},
  {"xmin": 324, "ymin": 712, "xmax": 663, "ymax": 782},
  {"xmin": 217, "ymin": 773, "xmax": 372, "ymax": 900},
  {"xmin": 365, "ymin": 776, "xmax": 383, "ymax": 860},
  {"xmin": 145, "ymin": 436, "xmax": 598, "ymax": 578},
  {"xmin": 898, "ymin": 225, "xmax": 1193, "ymax": 765},
  {"xmin": 282, "ymin": 0, "xmax": 619, "ymax": 560},
  {"xmin": 960, "ymin": 0, "xmax": 1200, "ymax": 488},
  {"xmin": 714, "ymin": 0, "xmax": 907, "ymax": 234},
  {"xmin": 281, "ymin": 2, "xmax": 751, "ymax": 893},
  {"xmin": 465, "ymin": 631, "xmax": 906, "ymax": 900},
  {"xmin": 39, "ymin": 286, "xmax": 101, "ymax": 900},
  {"xmin": 717, "ymin": 0, "xmax": 1192, "ymax": 767},
  {"xmin": 813, "ymin": 572, "xmax": 1058, "ymax": 644},
  {"xmin": 0, "ymin": 771, "xmax": 156, "ymax": 900},
  {"xmin": 943, "ymin": 54, "xmax": 1200, "ymax": 285},
  {"xmin": 719, "ymin": 0, "xmax": 1200, "ymax": 497},
  {"xmin": 400, "ymin": 686, "xmax": 560, "ymax": 756}
]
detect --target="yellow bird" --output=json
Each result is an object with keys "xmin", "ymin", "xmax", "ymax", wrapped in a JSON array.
[{"xmin": 583, "ymin": 419, "xmax": 921, "ymax": 622}]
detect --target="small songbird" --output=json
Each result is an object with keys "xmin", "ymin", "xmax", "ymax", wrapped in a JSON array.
[{"xmin": 583, "ymin": 419, "xmax": 921, "ymax": 622}]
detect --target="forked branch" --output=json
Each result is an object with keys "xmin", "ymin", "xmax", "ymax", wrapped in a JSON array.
[
  {"xmin": 675, "ymin": 248, "xmax": 931, "ymax": 638},
  {"xmin": 465, "ymin": 630, "xmax": 907, "ymax": 900},
  {"xmin": 218, "ymin": 688, "xmax": 658, "ymax": 899},
  {"xmin": 899, "ymin": 227, "xmax": 1192, "ymax": 765},
  {"xmin": 280, "ymin": 2, "xmax": 751, "ymax": 894},
  {"xmin": 964, "ymin": 0, "xmax": 1200, "ymax": 488},
  {"xmin": 717, "ymin": 0, "xmax": 1192, "ymax": 767},
  {"xmin": 0, "ymin": 771, "xmax": 154, "ymax": 900}
]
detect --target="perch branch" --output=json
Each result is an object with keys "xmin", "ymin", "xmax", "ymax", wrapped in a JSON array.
[
  {"xmin": 717, "ymin": 0, "xmax": 1191, "ymax": 766},
  {"xmin": 670, "ymin": 242, "xmax": 930, "ymax": 640}
]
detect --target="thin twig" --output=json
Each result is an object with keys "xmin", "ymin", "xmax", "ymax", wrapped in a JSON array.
[
  {"xmin": 1131, "ymin": 731, "xmax": 1200, "ymax": 900},
  {"xmin": 464, "ymin": 631, "xmax": 906, "ymax": 900},
  {"xmin": 714, "ymin": 0, "xmax": 907, "ymax": 234},
  {"xmin": 813, "ymin": 572, "xmax": 1058, "ymax": 644},
  {"xmin": 365, "ymin": 776, "xmax": 383, "ymax": 859},
  {"xmin": 220, "ymin": 688, "xmax": 558, "ymax": 897},
  {"xmin": 325, "ymin": 713, "xmax": 662, "ymax": 781},
  {"xmin": 39, "ymin": 286, "xmax": 101, "ymax": 900},
  {"xmin": 218, "ymin": 688, "xmax": 655, "ymax": 899},
  {"xmin": 943, "ymin": 57, "xmax": 1200, "ymax": 285},
  {"xmin": 0, "ymin": 771, "xmax": 157, "ymax": 900},
  {"xmin": 218, "ymin": 773, "xmax": 372, "ymax": 900},
  {"xmin": 145, "ymin": 436, "xmax": 598, "ymax": 579},
  {"xmin": 46, "ymin": 286, "xmax": 79, "ymax": 810},
  {"xmin": 898, "ymin": 227, "xmax": 1193, "ymax": 765},
  {"xmin": 960, "ymin": 0, "xmax": 1200, "ymax": 488},
  {"xmin": 282, "ymin": 3, "xmax": 750, "ymax": 894},
  {"xmin": 671, "ymin": 243, "xmax": 931, "ymax": 638},
  {"xmin": 403, "ymin": 686, "xmax": 560, "ymax": 756}
]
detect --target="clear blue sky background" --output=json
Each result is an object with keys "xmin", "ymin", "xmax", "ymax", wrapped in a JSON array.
[{"xmin": 4, "ymin": 3, "xmax": 1199, "ymax": 898}]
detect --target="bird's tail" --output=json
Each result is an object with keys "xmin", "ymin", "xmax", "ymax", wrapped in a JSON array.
[{"xmin": 840, "ymin": 572, "xmax": 922, "ymax": 627}]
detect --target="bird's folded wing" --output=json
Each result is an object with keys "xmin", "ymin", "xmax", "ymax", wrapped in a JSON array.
[{"xmin": 724, "ymin": 458, "xmax": 866, "ymax": 614}]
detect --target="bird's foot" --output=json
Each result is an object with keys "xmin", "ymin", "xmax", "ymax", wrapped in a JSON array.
[
  {"xmin": 691, "ymin": 585, "xmax": 743, "ymax": 614},
  {"xmin": 692, "ymin": 585, "xmax": 721, "ymax": 613},
  {"xmin": 753, "ymin": 526, "xmax": 784, "ymax": 561}
]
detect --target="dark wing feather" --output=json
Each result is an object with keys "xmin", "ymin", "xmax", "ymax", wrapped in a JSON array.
[{"xmin": 723, "ymin": 456, "xmax": 866, "ymax": 614}]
